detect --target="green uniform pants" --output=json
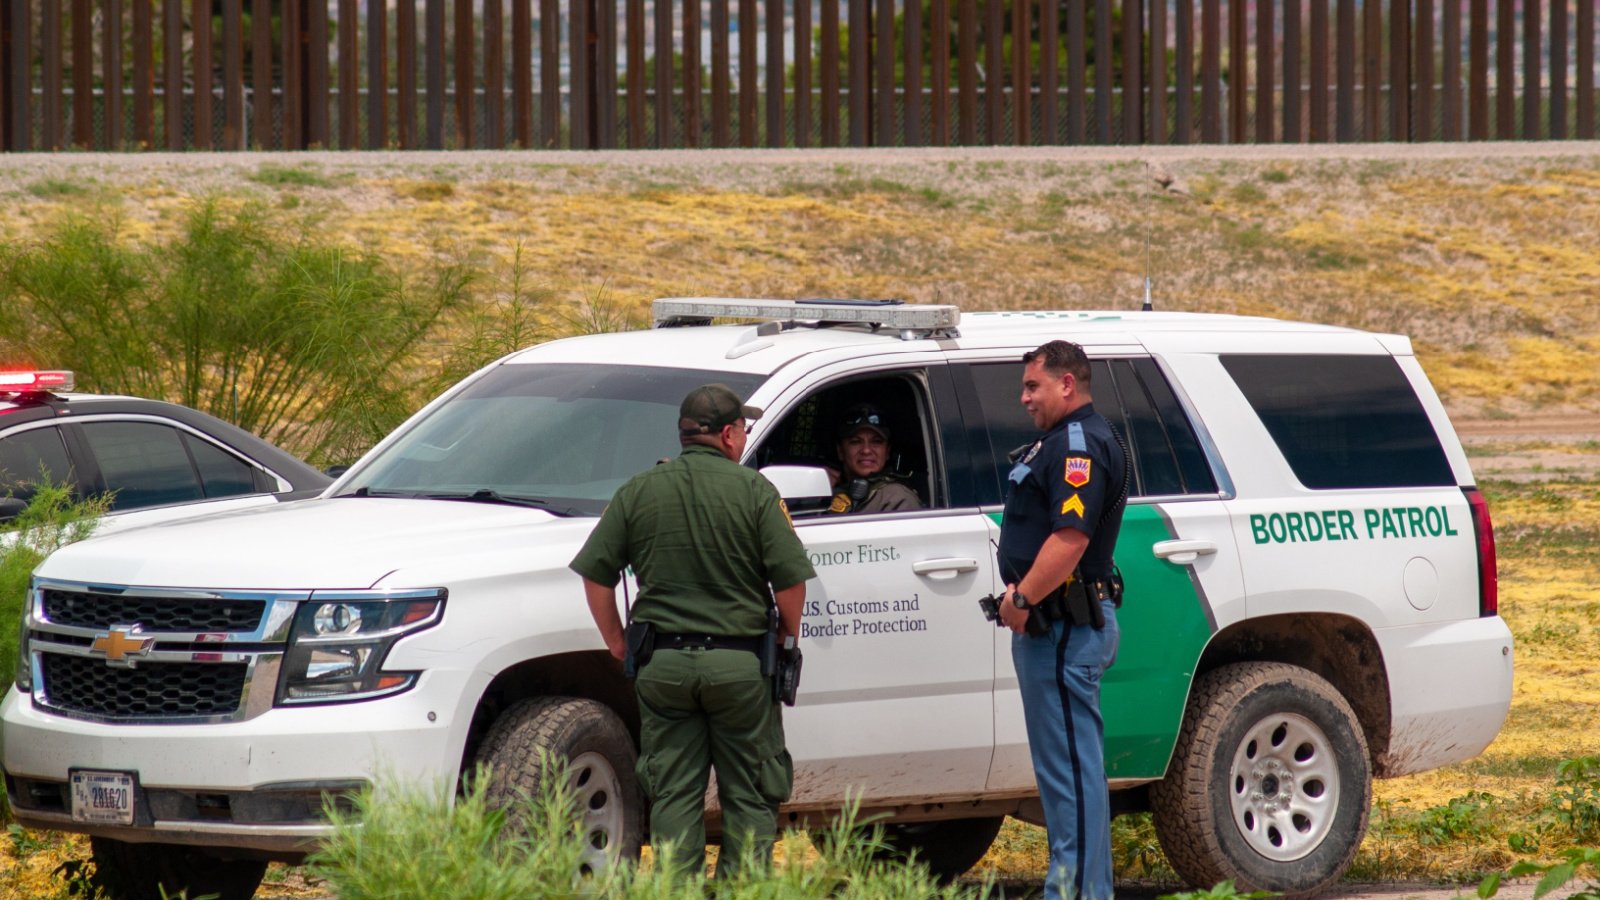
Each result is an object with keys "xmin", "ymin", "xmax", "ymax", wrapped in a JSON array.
[{"xmin": 634, "ymin": 646, "xmax": 793, "ymax": 880}]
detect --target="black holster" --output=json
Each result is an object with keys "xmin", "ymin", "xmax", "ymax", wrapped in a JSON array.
[
  {"xmin": 772, "ymin": 637, "xmax": 803, "ymax": 706},
  {"xmin": 758, "ymin": 606, "xmax": 780, "ymax": 677},
  {"xmin": 623, "ymin": 620, "xmax": 655, "ymax": 679},
  {"xmin": 1063, "ymin": 570, "xmax": 1125, "ymax": 630}
]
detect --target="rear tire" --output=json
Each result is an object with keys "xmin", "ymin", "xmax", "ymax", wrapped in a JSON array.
[
  {"xmin": 474, "ymin": 695, "xmax": 644, "ymax": 875},
  {"xmin": 89, "ymin": 837, "xmax": 267, "ymax": 900},
  {"xmin": 872, "ymin": 816, "xmax": 1006, "ymax": 884},
  {"xmin": 1150, "ymin": 662, "xmax": 1371, "ymax": 897}
]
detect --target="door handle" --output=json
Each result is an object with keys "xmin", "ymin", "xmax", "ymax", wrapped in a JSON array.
[
  {"xmin": 911, "ymin": 557, "xmax": 980, "ymax": 577},
  {"xmin": 1152, "ymin": 540, "xmax": 1218, "ymax": 566}
]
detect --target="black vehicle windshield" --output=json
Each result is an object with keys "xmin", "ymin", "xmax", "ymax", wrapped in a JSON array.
[{"xmin": 339, "ymin": 363, "xmax": 765, "ymax": 516}]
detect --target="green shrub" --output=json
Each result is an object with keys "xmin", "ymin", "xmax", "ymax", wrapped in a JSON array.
[
  {"xmin": 0, "ymin": 202, "xmax": 473, "ymax": 465},
  {"xmin": 1411, "ymin": 791, "xmax": 1499, "ymax": 847},
  {"xmin": 1551, "ymin": 757, "xmax": 1600, "ymax": 845},
  {"xmin": 1508, "ymin": 757, "xmax": 1600, "ymax": 854},
  {"xmin": 0, "ymin": 484, "xmax": 108, "ymax": 689}
]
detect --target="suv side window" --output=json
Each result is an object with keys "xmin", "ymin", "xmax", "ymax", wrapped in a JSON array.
[
  {"xmin": 956, "ymin": 358, "xmax": 1217, "ymax": 504},
  {"xmin": 1101, "ymin": 358, "xmax": 1219, "ymax": 497},
  {"xmin": 1221, "ymin": 354, "xmax": 1454, "ymax": 489},
  {"xmin": 0, "ymin": 427, "xmax": 75, "ymax": 503},
  {"xmin": 80, "ymin": 422, "xmax": 205, "ymax": 511},
  {"xmin": 182, "ymin": 434, "xmax": 266, "ymax": 498},
  {"xmin": 752, "ymin": 371, "xmax": 943, "ymax": 513}
]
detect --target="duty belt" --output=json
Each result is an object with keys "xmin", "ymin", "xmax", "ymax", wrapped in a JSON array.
[
  {"xmin": 1034, "ymin": 572, "xmax": 1124, "ymax": 630},
  {"xmin": 653, "ymin": 633, "xmax": 765, "ymax": 653}
]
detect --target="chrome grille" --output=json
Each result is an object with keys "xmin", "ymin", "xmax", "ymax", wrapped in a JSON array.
[
  {"xmin": 42, "ymin": 589, "xmax": 265, "ymax": 632},
  {"xmin": 40, "ymin": 654, "xmax": 248, "ymax": 719}
]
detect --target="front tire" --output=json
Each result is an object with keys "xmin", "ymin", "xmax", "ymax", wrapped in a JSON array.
[
  {"xmin": 1150, "ymin": 662, "xmax": 1371, "ymax": 897},
  {"xmin": 474, "ymin": 696, "xmax": 644, "ymax": 875},
  {"xmin": 88, "ymin": 838, "xmax": 267, "ymax": 900}
]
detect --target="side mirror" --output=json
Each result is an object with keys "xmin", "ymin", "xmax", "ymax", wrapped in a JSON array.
[
  {"xmin": 759, "ymin": 465, "xmax": 835, "ymax": 502},
  {"xmin": 0, "ymin": 497, "xmax": 27, "ymax": 524},
  {"xmin": 324, "ymin": 465, "xmax": 351, "ymax": 479}
]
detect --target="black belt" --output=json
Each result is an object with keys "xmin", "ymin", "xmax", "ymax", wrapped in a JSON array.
[
  {"xmin": 653, "ymin": 633, "xmax": 764, "ymax": 653},
  {"xmin": 1034, "ymin": 574, "xmax": 1123, "ymax": 628}
]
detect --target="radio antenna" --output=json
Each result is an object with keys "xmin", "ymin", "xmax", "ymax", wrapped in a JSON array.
[{"xmin": 1142, "ymin": 229, "xmax": 1153, "ymax": 312}]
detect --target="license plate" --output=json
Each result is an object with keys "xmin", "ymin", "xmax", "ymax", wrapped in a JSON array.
[{"xmin": 70, "ymin": 769, "xmax": 136, "ymax": 825}]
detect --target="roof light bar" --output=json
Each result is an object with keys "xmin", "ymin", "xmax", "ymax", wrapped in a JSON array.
[
  {"xmin": 653, "ymin": 298, "xmax": 960, "ymax": 335},
  {"xmin": 0, "ymin": 370, "xmax": 75, "ymax": 393}
]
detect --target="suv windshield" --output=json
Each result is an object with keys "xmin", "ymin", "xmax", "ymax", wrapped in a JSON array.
[{"xmin": 340, "ymin": 363, "xmax": 766, "ymax": 516}]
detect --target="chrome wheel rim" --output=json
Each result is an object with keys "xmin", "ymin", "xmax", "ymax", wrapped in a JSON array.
[
  {"xmin": 568, "ymin": 750, "xmax": 626, "ymax": 874},
  {"xmin": 1227, "ymin": 711, "xmax": 1338, "ymax": 862}
]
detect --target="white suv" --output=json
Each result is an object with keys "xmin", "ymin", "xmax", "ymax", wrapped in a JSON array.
[{"xmin": 1, "ymin": 300, "xmax": 1512, "ymax": 899}]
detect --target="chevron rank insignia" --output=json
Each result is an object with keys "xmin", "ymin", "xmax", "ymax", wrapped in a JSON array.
[
  {"xmin": 1065, "ymin": 457, "xmax": 1092, "ymax": 488},
  {"xmin": 1061, "ymin": 494, "xmax": 1086, "ymax": 517}
]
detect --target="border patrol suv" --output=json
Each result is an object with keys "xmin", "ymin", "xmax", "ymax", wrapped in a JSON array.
[{"xmin": 1, "ymin": 300, "xmax": 1511, "ymax": 899}]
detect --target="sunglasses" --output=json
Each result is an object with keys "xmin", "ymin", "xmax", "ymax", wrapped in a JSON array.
[{"xmin": 845, "ymin": 413, "xmax": 884, "ymax": 428}]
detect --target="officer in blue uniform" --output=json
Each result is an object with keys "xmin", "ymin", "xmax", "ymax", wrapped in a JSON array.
[{"xmin": 997, "ymin": 340, "xmax": 1129, "ymax": 900}]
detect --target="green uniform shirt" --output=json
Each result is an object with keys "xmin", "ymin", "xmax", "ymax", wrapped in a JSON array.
[{"xmin": 570, "ymin": 444, "xmax": 816, "ymax": 637}]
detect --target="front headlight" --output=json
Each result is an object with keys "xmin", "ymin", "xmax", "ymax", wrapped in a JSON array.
[
  {"xmin": 277, "ymin": 589, "xmax": 445, "ymax": 705},
  {"xmin": 14, "ymin": 582, "xmax": 37, "ymax": 692},
  {"xmin": 14, "ymin": 620, "xmax": 31, "ymax": 692}
]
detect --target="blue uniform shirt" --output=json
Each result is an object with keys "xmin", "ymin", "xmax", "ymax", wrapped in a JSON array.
[{"xmin": 997, "ymin": 402, "xmax": 1128, "ymax": 586}]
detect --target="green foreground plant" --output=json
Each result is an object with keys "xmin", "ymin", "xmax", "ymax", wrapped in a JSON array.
[
  {"xmin": 1479, "ymin": 847, "xmax": 1600, "ymax": 900},
  {"xmin": 0, "ymin": 485, "xmax": 108, "ymax": 692},
  {"xmin": 311, "ymin": 755, "xmax": 983, "ymax": 899}
]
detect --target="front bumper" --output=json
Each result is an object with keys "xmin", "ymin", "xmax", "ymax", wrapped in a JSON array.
[
  {"xmin": 1376, "ymin": 614, "xmax": 1514, "ymax": 776},
  {"xmin": 0, "ymin": 668, "xmax": 473, "ymax": 854}
]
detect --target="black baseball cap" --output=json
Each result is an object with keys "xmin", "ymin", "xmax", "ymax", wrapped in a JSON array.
[
  {"xmin": 838, "ymin": 403, "xmax": 890, "ymax": 440},
  {"xmin": 679, "ymin": 383, "xmax": 763, "ymax": 434}
]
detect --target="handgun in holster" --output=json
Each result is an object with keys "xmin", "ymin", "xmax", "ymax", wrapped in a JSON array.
[
  {"xmin": 622, "ymin": 620, "xmax": 656, "ymax": 679},
  {"xmin": 1064, "ymin": 568, "xmax": 1125, "ymax": 630},
  {"xmin": 772, "ymin": 636, "xmax": 802, "ymax": 706},
  {"xmin": 759, "ymin": 605, "xmax": 780, "ymax": 678}
]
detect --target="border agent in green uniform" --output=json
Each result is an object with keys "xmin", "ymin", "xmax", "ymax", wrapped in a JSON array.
[{"xmin": 571, "ymin": 384, "xmax": 816, "ymax": 879}]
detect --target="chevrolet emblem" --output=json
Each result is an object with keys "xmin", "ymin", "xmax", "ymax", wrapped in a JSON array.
[{"xmin": 90, "ymin": 626, "xmax": 154, "ymax": 668}]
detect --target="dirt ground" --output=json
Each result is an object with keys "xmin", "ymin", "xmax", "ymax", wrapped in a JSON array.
[{"xmin": 1454, "ymin": 414, "xmax": 1600, "ymax": 481}]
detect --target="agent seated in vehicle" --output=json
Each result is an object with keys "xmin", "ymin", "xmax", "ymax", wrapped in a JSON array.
[{"xmin": 828, "ymin": 403, "xmax": 923, "ymax": 514}]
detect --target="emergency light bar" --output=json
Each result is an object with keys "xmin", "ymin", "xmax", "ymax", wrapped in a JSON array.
[
  {"xmin": 653, "ymin": 298, "xmax": 960, "ymax": 338},
  {"xmin": 0, "ymin": 370, "xmax": 75, "ymax": 394}
]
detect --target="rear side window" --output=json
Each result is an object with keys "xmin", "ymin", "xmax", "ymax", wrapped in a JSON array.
[
  {"xmin": 183, "ymin": 435, "xmax": 264, "ymax": 498},
  {"xmin": 959, "ymin": 357, "xmax": 1217, "ymax": 504},
  {"xmin": 0, "ymin": 427, "xmax": 75, "ymax": 502},
  {"xmin": 80, "ymin": 422, "xmax": 205, "ymax": 510},
  {"xmin": 1221, "ymin": 354, "xmax": 1454, "ymax": 490},
  {"xmin": 1100, "ymin": 358, "xmax": 1218, "ymax": 497}
]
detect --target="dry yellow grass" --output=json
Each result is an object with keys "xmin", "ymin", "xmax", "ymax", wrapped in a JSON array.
[{"xmin": 4, "ymin": 150, "xmax": 1599, "ymax": 418}]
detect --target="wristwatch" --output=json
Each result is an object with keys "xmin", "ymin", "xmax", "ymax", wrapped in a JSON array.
[{"xmin": 1011, "ymin": 589, "xmax": 1031, "ymax": 610}]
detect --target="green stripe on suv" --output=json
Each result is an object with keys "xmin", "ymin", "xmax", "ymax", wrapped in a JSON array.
[
  {"xmin": 988, "ymin": 504, "xmax": 1213, "ymax": 779},
  {"xmin": 1102, "ymin": 504, "xmax": 1213, "ymax": 778}
]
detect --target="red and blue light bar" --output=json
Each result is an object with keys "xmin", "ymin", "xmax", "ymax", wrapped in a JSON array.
[{"xmin": 0, "ymin": 370, "xmax": 76, "ymax": 393}]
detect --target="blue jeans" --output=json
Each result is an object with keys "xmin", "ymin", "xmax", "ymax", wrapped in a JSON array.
[{"xmin": 1012, "ymin": 601, "xmax": 1120, "ymax": 900}]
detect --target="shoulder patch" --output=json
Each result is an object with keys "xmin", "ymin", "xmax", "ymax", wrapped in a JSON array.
[
  {"xmin": 1065, "ymin": 456, "xmax": 1092, "ymax": 488},
  {"xmin": 1061, "ymin": 494, "xmax": 1086, "ymax": 517},
  {"xmin": 1068, "ymin": 421, "xmax": 1086, "ymax": 452},
  {"xmin": 779, "ymin": 498, "xmax": 793, "ymax": 524}
]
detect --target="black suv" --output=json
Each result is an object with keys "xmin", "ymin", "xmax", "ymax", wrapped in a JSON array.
[{"xmin": 0, "ymin": 371, "xmax": 329, "ymax": 527}]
